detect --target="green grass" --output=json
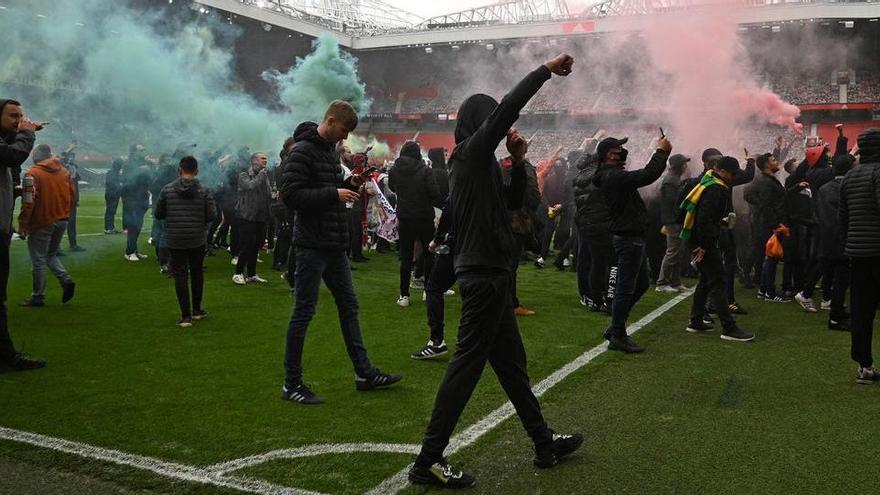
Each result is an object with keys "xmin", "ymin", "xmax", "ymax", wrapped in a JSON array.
[{"xmin": 2, "ymin": 191, "xmax": 879, "ymax": 494}]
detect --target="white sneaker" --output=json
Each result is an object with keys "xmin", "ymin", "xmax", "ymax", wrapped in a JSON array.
[
  {"xmin": 444, "ymin": 289, "xmax": 455, "ymax": 296},
  {"xmin": 232, "ymin": 274, "xmax": 246, "ymax": 285},
  {"xmin": 397, "ymin": 295, "xmax": 410, "ymax": 307},
  {"xmin": 231, "ymin": 256, "xmax": 239, "ymax": 265},
  {"xmin": 256, "ymin": 257, "xmax": 264, "ymax": 263},
  {"xmin": 136, "ymin": 253, "xmax": 148, "ymax": 259},
  {"xmin": 124, "ymin": 253, "xmax": 139, "ymax": 262},
  {"xmin": 655, "ymin": 285, "xmax": 679, "ymax": 293},
  {"xmin": 422, "ymin": 291, "xmax": 427, "ymax": 302},
  {"xmin": 247, "ymin": 275, "xmax": 268, "ymax": 283},
  {"xmin": 821, "ymin": 299, "xmax": 832, "ymax": 311},
  {"xmin": 562, "ymin": 257, "xmax": 572, "ymax": 267},
  {"xmin": 795, "ymin": 292, "xmax": 818, "ymax": 313}
]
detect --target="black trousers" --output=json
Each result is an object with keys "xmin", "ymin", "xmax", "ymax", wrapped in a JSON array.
[
  {"xmin": 586, "ymin": 230, "xmax": 613, "ymax": 305},
  {"xmin": 748, "ymin": 222, "xmax": 773, "ymax": 285},
  {"xmin": 827, "ymin": 257, "xmax": 850, "ymax": 322},
  {"xmin": 0, "ymin": 231, "xmax": 15, "ymax": 361},
  {"xmin": 273, "ymin": 215, "xmax": 292, "ymax": 268},
  {"xmin": 690, "ymin": 247, "xmax": 737, "ymax": 331},
  {"xmin": 349, "ymin": 204, "xmax": 365, "ymax": 259},
  {"xmin": 416, "ymin": 272, "xmax": 552, "ymax": 466},
  {"xmin": 850, "ymin": 257, "xmax": 880, "ymax": 368},
  {"xmin": 170, "ymin": 246, "xmax": 206, "ymax": 318},
  {"xmin": 782, "ymin": 223, "xmax": 807, "ymax": 293},
  {"xmin": 217, "ymin": 208, "xmax": 240, "ymax": 255},
  {"xmin": 425, "ymin": 253, "xmax": 456, "ymax": 344},
  {"xmin": 398, "ymin": 218, "xmax": 435, "ymax": 297},
  {"xmin": 719, "ymin": 229, "xmax": 738, "ymax": 304},
  {"xmin": 235, "ymin": 220, "xmax": 266, "ymax": 277}
]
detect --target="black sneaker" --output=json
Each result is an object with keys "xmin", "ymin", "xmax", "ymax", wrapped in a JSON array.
[
  {"xmin": 703, "ymin": 314, "xmax": 715, "ymax": 325},
  {"xmin": 606, "ymin": 333, "xmax": 645, "ymax": 354},
  {"xmin": 192, "ymin": 309, "xmax": 209, "ymax": 321},
  {"xmin": 856, "ymin": 366, "xmax": 880, "ymax": 385},
  {"xmin": 411, "ymin": 341, "xmax": 448, "ymax": 360},
  {"xmin": 579, "ymin": 295, "xmax": 591, "ymax": 307},
  {"xmin": 720, "ymin": 326, "xmax": 755, "ymax": 342},
  {"xmin": 0, "ymin": 353, "xmax": 46, "ymax": 373},
  {"xmin": 355, "ymin": 369, "xmax": 402, "ymax": 391},
  {"xmin": 728, "ymin": 302, "xmax": 748, "ymax": 315},
  {"xmin": 408, "ymin": 460, "xmax": 476, "ymax": 489},
  {"xmin": 62, "ymin": 281, "xmax": 75, "ymax": 304},
  {"xmin": 533, "ymin": 430, "xmax": 584, "ymax": 468},
  {"xmin": 18, "ymin": 298, "xmax": 44, "ymax": 307},
  {"xmin": 686, "ymin": 319, "xmax": 714, "ymax": 333},
  {"xmin": 281, "ymin": 383, "xmax": 325, "ymax": 404},
  {"xmin": 177, "ymin": 318, "xmax": 193, "ymax": 328},
  {"xmin": 828, "ymin": 319, "xmax": 849, "ymax": 332}
]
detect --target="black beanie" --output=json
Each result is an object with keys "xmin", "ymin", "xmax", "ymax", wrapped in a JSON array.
[
  {"xmin": 716, "ymin": 156, "xmax": 741, "ymax": 174},
  {"xmin": 857, "ymin": 128, "xmax": 880, "ymax": 162},
  {"xmin": 400, "ymin": 141, "xmax": 421, "ymax": 160}
]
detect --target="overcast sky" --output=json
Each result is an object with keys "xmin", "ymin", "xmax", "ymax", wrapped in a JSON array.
[{"xmin": 384, "ymin": 0, "xmax": 595, "ymax": 19}]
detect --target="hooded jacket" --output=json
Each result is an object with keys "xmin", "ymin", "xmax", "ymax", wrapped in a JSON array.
[
  {"xmin": 0, "ymin": 99, "xmax": 35, "ymax": 233},
  {"xmin": 388, "ymin": 142, "xmax": 441, "ymax": 220},
  {"xmin": 688, "ymin": 180, "xmax": 728, "ymax": 250},
  {"xmin": 428, "ymin": 147, "xmax": 450, "ymax": 201},
  {"xmin": 448, "ymin": 65, "xmax": 551, "ymax": 274},
  {"xmin": 784, "ymin": 160, "xmax": 814, "ymax": 225},
  {"xmin": 280, "ymin": 121, "xmax": 351, "ymax": 251},
  {"xmin": 156, "ymin": 177, "xmax": 217, "ymax": 250},
  {"xmin": 19, "ymin": 157, "xmax": 73, "ymax": 233},
  {"xmin": 573, "ymin": 154, "xmax": 611, "ymax": 232},
  {"xmin": 594, "ymin": 150, "xmax": 670, "ymax": 237},
  {"xmin": 236, "ymin": 166, "xmax": 272, "ymax": 223}
]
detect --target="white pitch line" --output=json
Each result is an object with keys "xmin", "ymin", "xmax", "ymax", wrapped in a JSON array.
[
  {"xmin": 208, "ymin": 443, "xmax": 422, "ymax": 475},
  {"xmin": 0, "ymin": 426, "xmax": 321, "ymax": 495},
  {"xmin": 366, "ymin": 292, "xmax": 691, "ymax": 495}
]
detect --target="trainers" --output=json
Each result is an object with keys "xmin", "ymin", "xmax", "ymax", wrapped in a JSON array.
[
  {"xmin": 247, "ymin": 275, "xmax": 268, "ymax": 283},
  {"xmin": 61, "ymin": 281, "xmax": 75, "ymax": 304},
  {"xmin": 444, "ymin": 289, "xmax": 455, "ymax": 296},
  {"xmin": 232, "ymin": 274, "xmax": 246, "ymax": 285},
  {"xmin": 606, "ymin": 332, "xmax": 645, "ymax": 353},
  {"xmin": 408, "ymin": 460, "xmax": 476, "ymax": 489},
  {"xmin": 135, "ymin": 252, "xmax": 148, "ymax": 260},
  {"xmin": 856, "ymin": 366, "xmax": 880, "ymax": 385},
  {"xmin": 795, "ymin": 292, "xmax": 818, "ymax": 313},
  {"xmin": 0, "ymin": 353, "xmax": 46, "ymax": 373},
  {"xmin": 281, "ymin": 383, "xmax": 325, "ymax": 404},
  {"xmin": 355, "ymin": 370, "xmax": 402, "ymax": 391},
  {"xmin": 422, "ymin": 291, "xmax": 427, "ymax": 302},
  {"xmin": 763, "ymin": 294, "xmax": 790, "ymax": 303},
  {"xmin": 533, "ymin": 430, "xmax": 585, "ymax": 468},
  {"xmin": 231, "ymin": 256, "xmax": 239, "ymax": 265},
  {"xmin": 686, "ymin": 320, "xmax": 714, "ymax": 333},
  {"xmin": 589, "ymin": 301, "xmax": 610, "ymax": 314},
  {"xmin": 562, "ymin": 257, "xmax": 572, "ymax": 268},
  {"xmin": 720, "ymin": 326, "xmax": 755, "ymax": 342},
  {"xmin": 192, "ymin": 309, "xmax": 209, "ymax": 320},
  {"xmin": 579, "ymin": 295, "xmax": 591, "ymax": 307},
  {"xmin": 703, "ymin": 315, "xmax": 714, "ymax": 325},
  {"xmin": 410, "ymin": 277, "xmax": 425, "ymax": 289},
  {"xmin": 18, "ymin": 298, "xmax": 44, "ymax": 307},
  {"xmin": 534, "ymin": 256, "xmax": 545, "ymax": 269},
  {"xmin": 411, "ymin": 340, "xmax": 448, "ymax": 360},
  {"xmin": 125, "ymin": 253, "xmax": 140, "ymax": 262},
  {"xmin": 655, "ymin": 284, "xmax": 679, "ymax": 293},
  {"xmin": 756, "ymin": 291, "xmax": 766, "ymax": 300},
  {"xmin": 728, "ymin": 302, "xmax": 748, "ymax": 315},
  {"xmin": 828, "ymin": 319, "xmax": 849, "ymax": 331},
  {"xmin": 177, "ymin": 317, "xmax": 193, "ymax": 328},
  {"xmin": 514, "ymin": 305, "xmax": 535, "ymax": 316},
  {"xmin": 674, "ymin": 285, "xmax": 694, "ymax": 293},
  {"xmin": 821, "ymin": 299, "xmax": 832, "ymax": 311},
  {"xmin": 397, "ymin": 295, "xmax": 410, "ymax": 307}
]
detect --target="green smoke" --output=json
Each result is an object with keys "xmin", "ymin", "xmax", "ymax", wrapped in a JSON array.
[{"xmin": 264, "ymin": 33, "xmax": 372, "ymax": 123}]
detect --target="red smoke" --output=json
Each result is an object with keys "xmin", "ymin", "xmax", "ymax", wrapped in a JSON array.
[{"xmin": 734, "ymin": 89, "xmax": 804, "ymax": 134}]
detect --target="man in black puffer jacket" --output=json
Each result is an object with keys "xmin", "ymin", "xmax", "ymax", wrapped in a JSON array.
[
  {"xmin": 594, "ymin": 135, "xmax": 671, "ymax": 353},
  {"xmin": 389, "ymin": 141, "xmax": 440, "ymax": 305},
  {"xmin": 279, "ymin": 100, "xmax": 401, "ymax": 405},
  {"xmin": 840, "ymin": 128, "xmax": 880, "ymax": 384},
  {"xmin": 156, "ymin": 156, "xmax": 216, "ymax": 327},
  {"xmin": 573, "ymin": 151, "xmax": 612, "ymax": 311}
]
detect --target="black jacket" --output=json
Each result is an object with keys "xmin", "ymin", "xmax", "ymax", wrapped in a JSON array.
[
  {"xmin": 744, "ymin": 172, "xmax": 786, "ymax": 229},
  {"xmin": 785, "ymin": 160, "xmax": 814, "ymax": 225},
  {"xmin": 594, "ymin": 150, "xmax": 669, "ymax": 237},
  {"xmin": 0, "ymin": 119, "xmax": 34, "ymax": 233},
  {"xmin": 817, "ymin": 177, "xmax": 845, "ymax": 260},
  {"xmin": 388, "ymin": 152, "xmax": 440, "ymax": 220},
  {"xmin": 236, "ymin": 167, "xmax": 272, "ymax": 223},
  {"xmin": 156, "ymin": 177, "xmax": 217, "ymax": 249},
  {"xmin": 121, "ymin": 160, "xmax": 151, "ymax": 210},
  {"xmin": 839, "ymin": 161, "xmax": 880, "ymax": 258},
  {"xmin": 689, "ymin": 183, "xmax": 727, "ymax": 250},
  {"xmin": 448, "ymin": 66, "xmax": 549, "ymax": 274},
  {"xmin": 280, "ymin": 122, "xmax": 350, "ymax": 251},
  {"xmin": 428, "ymin": 147, "xmax": 450, "ymax": 201},
  {"xmin": 658, "ymin": 172, "xmax": 684, "ymax": 226},
  {"xmin": 150, "ymin": 165, "xmax": 178, "ymax": 210},
  {"xmin": 504, "ymin": 159, "xmax": 540, "ymax": 240},
  {"xmin": 105, "ymin": 162, "xmax": 123, "ymax": 196},
  {"xmin": 573, "ymin": 156, "xmax": 611, "ymax": 232}
]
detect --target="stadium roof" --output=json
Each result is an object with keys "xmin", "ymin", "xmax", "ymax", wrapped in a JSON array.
[{"xmin": 196, "ymin": 0, "xmax": 880, "ymax": 48}]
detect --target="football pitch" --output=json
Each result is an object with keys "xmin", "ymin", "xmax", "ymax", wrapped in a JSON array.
[{"xmin": 1, "ymin": 191, "xmax": 878, "ymax": 495}]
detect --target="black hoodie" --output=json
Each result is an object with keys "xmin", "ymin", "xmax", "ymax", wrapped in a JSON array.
[
  {"xmin": 388, "ymin": 142, "xmax": 440, "ymax": 220},
  {"xmin": 0, "ymin": 99, "xmax": 35, "ymax": 233},
  {"xmin": 428, "ymin": 147, "xmax": 450, "ymax": 200},
  {"xmin": 449, "ymin": 65, "xmax": 551, "ymax": 274},
  {"xmin": 156, "ymin": 177, "xmax": 217, "ymax": 249}
]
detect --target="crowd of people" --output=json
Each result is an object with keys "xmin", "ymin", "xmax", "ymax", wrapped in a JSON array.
[{"xmin": 2, "ymin": 50, "xmax": 880, "ymax": 490}]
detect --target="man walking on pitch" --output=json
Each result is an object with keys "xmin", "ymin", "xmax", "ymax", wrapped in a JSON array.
[
  {"xmin": 280, "ymin": 101, "xmax": 401, "ymax": 404},
  {"xmin": 409, "ymin": 54, "xmax": 583, "ymax": 489}
]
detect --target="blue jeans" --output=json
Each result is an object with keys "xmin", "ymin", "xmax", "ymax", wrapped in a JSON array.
[
  {"xmin": 27, "ymin": 221, "xmax": 73, "ymax": 302},
  {"xmin": 123, "ymin": 204, "xmax": 147, "ymax": 255},
  {"xmin": 609, "ymin": 235, "xmax": 650, "ymax": 336},
  {"xmin": 284, "ymin": 248, "xmax": 373, "ymax": 385}
]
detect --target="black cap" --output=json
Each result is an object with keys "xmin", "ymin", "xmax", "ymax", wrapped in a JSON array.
[
  {"xmin": 596, "ymin": 137, "xmax": 628, "ymax": 162},
  {"xmin": 716, "ymin": 156, "xmax": 741, "ymax": 173}
]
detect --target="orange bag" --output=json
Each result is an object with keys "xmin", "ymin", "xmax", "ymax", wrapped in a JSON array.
[{"xmin": 765, "ymin": 234, "xmax": 784, "ymax": 259}]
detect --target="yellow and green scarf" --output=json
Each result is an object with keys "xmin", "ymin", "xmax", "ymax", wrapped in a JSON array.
[{"xmin": 679, "ymin": 170, "xmax": 729, "ymax": 240}]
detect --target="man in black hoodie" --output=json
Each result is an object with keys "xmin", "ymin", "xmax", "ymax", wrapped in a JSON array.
[
  {"xmin": 0, "ymin": 98, "xmax": 45, "ymax": 372},
  {"xmin": 389, "ymin": 141, "xmax": 441, "ymax": 306},
  {"xmin": 279, "ymin": 100, "xmax": 401, "ymax": 405},
  {"xmin": 409, "ymin": 54, "xmax": 582, "ymax": 490},
  {"xmin": 840, "ymin": 128, "xmax": 880, "ymax": 384},
  {"xmin": 816, "ymin": 154, "xmax": 854, "ymax": 331},
  {"xmin": 428, "ymin": 147, "xmax": 450, "ymax": 201},
  {"xmin": 156, "ymin": 156, "xmax": 217, "ymax": 327},
  {"xmin": 594, "ymin": 135, "xmax": 671, "ymax": 353}
]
